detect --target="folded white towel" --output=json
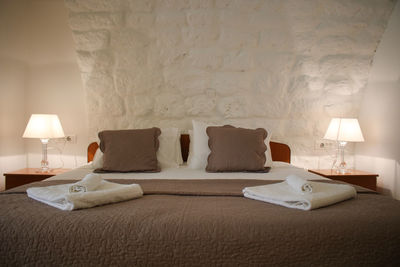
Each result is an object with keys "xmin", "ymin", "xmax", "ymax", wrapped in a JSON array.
[
  {"xmin": 243, "ymin": 181, "xmax": 356, "ymax": 211},
  {"xmin": 27, "ymin": 176, "xmax": 143, "ymax": 211},
  {"xmin": 286, "ymin": 174, "xmax": 313, "ymax": 193},
  {"xmin": 69, "ymin": 173, "xmax": 103, "ymax": 193}
]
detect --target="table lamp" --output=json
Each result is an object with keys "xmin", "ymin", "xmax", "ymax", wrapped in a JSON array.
[
  {"xmin": 23, "ymin": 114, "xmax": 65, "ymax": 172},
  {"xmin": 323, "ymin": 118, "xmax": 364, "ymax": 174}
]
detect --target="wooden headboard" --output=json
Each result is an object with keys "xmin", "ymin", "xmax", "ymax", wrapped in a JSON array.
[{"xmin": 88, "ymin": 134, "xmax": 291, "ymax": 164}]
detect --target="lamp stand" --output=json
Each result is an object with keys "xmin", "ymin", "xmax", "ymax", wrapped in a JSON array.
[
  {"xmin": 40, "ymin": 138, "xmax": 50, "ymax": 173},
  {"xmin": 337, "ymin": 141, "xmax": 348, "ymax": 174}
]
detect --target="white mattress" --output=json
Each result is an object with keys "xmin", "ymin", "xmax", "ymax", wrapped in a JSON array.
[{"xmin": 47, "ymin": 162, "xmax": 328, "ymax": 181}]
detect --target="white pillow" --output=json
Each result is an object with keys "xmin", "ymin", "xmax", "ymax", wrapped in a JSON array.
[
  {"xmin": 187, "ymin": 121, "xmax": 217, "ymax": 169},
  {"xmin": 157, "ymin": 127, "xmax": 182, "ymax": 168},
  {"xmin": 186, "ymin": 130, "xmax": 194, "ymax": 165},
  {"xmin": 176, "ymin": 133, "xmax": 183, "ymax": 165},
  {"xmin": 264, "ymin": 131, "xmax": 273, "ymax": 167},
  {"xmin": 91, "ymin": 127, "xmax": 183, "ymax": 169},
  {"xmin": 187, "ymin": 120, "xmax": 273, "ymax": 169},
  {"xmin": 92, "ymin": 147, "xmax": 103, "ymax": 169}
]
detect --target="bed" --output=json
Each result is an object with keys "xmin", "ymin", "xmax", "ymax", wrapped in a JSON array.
[{"xmin": 1, "ymin": 133, "xmax": 400, "ymax": 266}]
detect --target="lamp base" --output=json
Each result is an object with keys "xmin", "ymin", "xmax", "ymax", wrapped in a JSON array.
[
  {"xmin": 335, "ymin": 141, "xmax": 349, "ymax": 174},
  {"xmin": 40, "ymin": 138, "xmax": 50, "ymax": 173},
  {"xmin": 336, "ymin": 162, "xmax": 348, "ymax": 174},
  {"xmin": 39, "ymin": 166, "xmax": 50, "ymax": 173},
  {"xmin": 36, "ymin": 168, "xmax": 50, "ymax": 173}
]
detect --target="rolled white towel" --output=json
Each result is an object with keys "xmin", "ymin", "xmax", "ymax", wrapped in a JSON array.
[
  {"xmin": 243, "ymin": 181, "xmax": 356, "ymax": 211},
  {"xmin": 286, "ymin": 174, "xmax": 313, "ymax": 193},
  {"xmin": 27, "ymin": 179, "xmax": 143, "ymax": 211},
  {"xmin": 69, "ymin": 173, "xmax": 103, "ymax": 193}
]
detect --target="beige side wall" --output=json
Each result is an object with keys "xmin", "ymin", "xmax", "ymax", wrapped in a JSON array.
[
  {"xmin": 0, "ymin": 0, "xmax": 88, "ymax": 188},
  {"xmin": 356, "ymin": 1, "xmax": 400, "ymax": 199}
]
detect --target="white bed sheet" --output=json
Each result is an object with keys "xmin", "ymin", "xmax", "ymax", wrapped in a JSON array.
[{"xmin": 47, "ymin": 162, "xmax": 328, "ymax": 181}]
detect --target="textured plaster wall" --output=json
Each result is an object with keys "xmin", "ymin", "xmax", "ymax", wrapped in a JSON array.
[{"xmin": 64, "ymin": 0, "xmax": 396, "ymax": 168}]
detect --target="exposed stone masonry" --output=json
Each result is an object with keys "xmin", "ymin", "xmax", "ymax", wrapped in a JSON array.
[{"xmin": 65, "ymin": 0, "xmax": 395, "ymax": 167}]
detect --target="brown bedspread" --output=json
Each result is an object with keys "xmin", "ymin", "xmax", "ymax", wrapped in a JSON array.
[{"xmin": 1, "ymin": 179, "xmax": 400, "ymax": 266}]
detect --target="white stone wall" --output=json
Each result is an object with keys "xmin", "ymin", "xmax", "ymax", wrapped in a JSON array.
[{"xmin": 64, "ymin": 0, "xmax": 395, "ymax": 168}]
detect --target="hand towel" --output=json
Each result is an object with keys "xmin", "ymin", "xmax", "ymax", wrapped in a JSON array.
[
  {"xmin": 243, "ymin": 181, "xmax": 356, "ymax": 211},
  {"xmin": 286, "ymin": 174, "xmax": 313, "ymax": 193},
  {"xmin": 27, "ymin": 177, "xmax": 143, "ymax": 211}
]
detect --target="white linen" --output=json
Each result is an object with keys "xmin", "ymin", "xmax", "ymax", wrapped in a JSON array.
[
  {"xmin": 243, "ymin": 180, "xmax": 356, "ymax": 211},
  {"xmin": 157, "ymin": 127, "xmax": 182, "ymax": 168},
  {"xmin": 264, "ymin": 128, "xmax": 273, "ymax": 168},
  {"xmin": 286, "ymin": 174, "xmax": 313, "ymax": 193},
  {"xmin": 27, "ymin": 176, "xmax": 143, "ymax": 211},
  {"xmin": 47, "ymin": 162, "xmax": 328, "ymax": 181},
  {"xmin": 186, "ymin": 130, "xmax": 194, "ymax": 166},
  {"xmin": 92, "ymin": 149, "xmax": 103, "ymax": 169},
  {"xmin": 187, "ymin": 120, "xmax": 217, "ymax": 169}
]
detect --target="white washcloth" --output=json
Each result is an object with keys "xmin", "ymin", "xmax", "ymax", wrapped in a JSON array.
[
  {"xmin": 243, "ymin": 181, "xmax": 356, "ymax": 211},
  {"xmin": 69, "ymin": 173, "xmax": 103, "ymax": 193},
  {"xmin": 286, "ymin": 174, "xmax": 313, "ymax": 193},
  {"xmin": 27, "ymin": 177, "xmax": 143, "ymax": 211}
]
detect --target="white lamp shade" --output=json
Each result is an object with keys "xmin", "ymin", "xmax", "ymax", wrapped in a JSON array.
[
  {"xmin": 23, "ymin": 114, "xmax": 65, "ymax": 139},
  {"xmin": 323, "ymin": 118, "xmax": 364, "ymax": 142}
]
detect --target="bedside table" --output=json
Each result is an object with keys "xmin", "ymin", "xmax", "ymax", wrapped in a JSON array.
[
  {"xmin": 3, "ymin": 168, "xmax": 71, "ymax": 190},
  {"xmin": 308, "ymin": 169, "xmax": 378, "ymax": 191}
]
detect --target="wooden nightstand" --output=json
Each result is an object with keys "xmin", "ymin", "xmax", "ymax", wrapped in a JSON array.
[
  {"xmin": 3, "ymin": 168, "xmax": 71, "ymax": 190},
  {"xmin": 308, "ymin": 169, "xmax": 378, "ymax": 191}
]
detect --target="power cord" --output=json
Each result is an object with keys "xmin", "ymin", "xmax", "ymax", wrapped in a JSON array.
[
  {"xmin": 317, "ymin": 142, "xmax": 338, "ymax": 170},
  {"xmin": 47, "ymin": 139, "xmax": 66, "ymax": 170}
]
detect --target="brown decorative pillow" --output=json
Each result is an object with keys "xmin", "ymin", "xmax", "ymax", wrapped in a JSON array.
[
  {"xmin": 206, "ymin": 125, "xmax": 268, "ymax": 172},
  {"xmin": 95, "ymin": 128, "xmax": 161, "ymax": 172}
]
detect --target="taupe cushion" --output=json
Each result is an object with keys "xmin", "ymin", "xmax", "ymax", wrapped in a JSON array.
[
  {"xmin": 96, "ymin": 128, "xmax": 161, "ymax": 172},
  {"xmin": 206, "ymin": 125, "xmax": 268, "ymax": 172}
]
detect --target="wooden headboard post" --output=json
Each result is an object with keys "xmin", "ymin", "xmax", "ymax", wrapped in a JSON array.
[
  {"xmin": 180, "ymin": 134, "xmax": 190, "ymax": 162},
  {"xmin": 88, "ymin": 134, "xmax": 291, "ymax": 164},
  {"xmin": 87, "ymin": 142, "xmax": 99, "ymax": 163},
  {"xmin": 269, "ymin": 141, "xmax": 291, "ymax": 163}
]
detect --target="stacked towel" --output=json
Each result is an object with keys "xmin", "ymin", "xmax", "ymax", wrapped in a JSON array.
[
  {"xmin": 27, "ymin": 173, "xmax": 143, "ymax": 211},
  {"xmin": 243, "ymin": 175, "xmax": 356, "ymax": 211}
]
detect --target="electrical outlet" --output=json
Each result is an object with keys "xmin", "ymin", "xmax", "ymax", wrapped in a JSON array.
[
  {"xmin": 314, "ymin": 139, "xmax": 335, "ymax": 150},
  {"xmin": 65, "ymin": 135, "xmax": 77, "ymax": 143},
  {"xmin": 54, "ymin": 134, "xmax": 77, "ymax": 144}
]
